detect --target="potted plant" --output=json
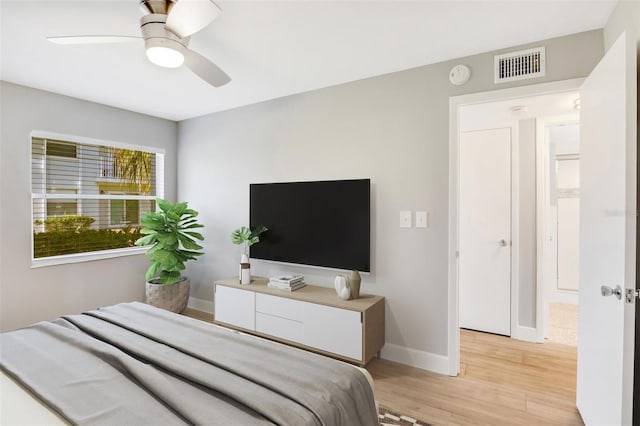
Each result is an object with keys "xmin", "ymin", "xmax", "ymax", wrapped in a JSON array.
[
  {"xmin": 135, "ymin": 198, "xmax": 204, "ymax": 313},
  {"xmin": 231, "ymin": 225, "xmax": 267, "ymax": 284}
]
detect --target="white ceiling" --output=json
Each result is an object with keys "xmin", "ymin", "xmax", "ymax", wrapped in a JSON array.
[{"xmin": 1, "ymin": 0, "xmax": 617, "ymax": 121}]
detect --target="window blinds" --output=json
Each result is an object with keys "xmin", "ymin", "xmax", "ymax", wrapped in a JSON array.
[{"xmin": 31, "ymin": 137, "xmax": 164, "ymax": 260}]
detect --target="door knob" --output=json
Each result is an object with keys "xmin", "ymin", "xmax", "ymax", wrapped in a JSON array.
[
  {"xmin": 499, "ymin": 239, "xmax": 508, "ymax": 247},
  {"xmin": 601, "ymin": 285, "xmax": 622, "ymax": 300}
]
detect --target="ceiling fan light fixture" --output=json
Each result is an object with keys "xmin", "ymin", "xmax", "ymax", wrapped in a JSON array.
[{"xmin": 145, "ymin": 38, "xmax": 185, "ymax": 68}]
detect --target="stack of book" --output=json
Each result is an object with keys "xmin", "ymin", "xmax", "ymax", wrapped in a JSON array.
[{"xmin": 268, "ymin": 275, "xmax": 306, "ymax": 292}]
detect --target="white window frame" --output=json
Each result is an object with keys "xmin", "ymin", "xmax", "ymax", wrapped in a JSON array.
[{"xmin": 30, "ymin": 130, "xmax": 165, "ymax": 268}]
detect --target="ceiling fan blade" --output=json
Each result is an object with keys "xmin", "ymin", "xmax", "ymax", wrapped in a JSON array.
[
  {"xmin": 48, "ymin": 36, "xmax": 141, "ymax": 45},
  {"xmin": 184, "ymin": 49, "xmax": 231, "ymax": 87},
  {"xmin": 165, "ymin": 0, "xmax": 221, "ymax": 38}
]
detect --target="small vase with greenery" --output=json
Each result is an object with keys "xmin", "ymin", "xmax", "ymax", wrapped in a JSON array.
[
  {"xmin": 231, "ymin": 225, "xmax": 267, "ymax": 284},
  {"xmin": 135, "ymin": 198, "xmax": 204, "ymax": 312}
]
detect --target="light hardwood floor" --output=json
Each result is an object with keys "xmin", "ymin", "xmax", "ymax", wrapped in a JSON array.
[{"xmin": 183, "ymin": 310, "xmax": 582, "ymax": 425}]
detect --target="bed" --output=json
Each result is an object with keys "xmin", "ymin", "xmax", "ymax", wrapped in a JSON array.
[{"xmin": 0, "ymin": 302, "xmax": 378, "ymax": 425}]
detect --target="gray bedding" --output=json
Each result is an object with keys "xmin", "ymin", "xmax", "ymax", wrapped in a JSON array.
[{"xmin": 0, "ymin": 302, "xmax": 378, "ymax": 425}]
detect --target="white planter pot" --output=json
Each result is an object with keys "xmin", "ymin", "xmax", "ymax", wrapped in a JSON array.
[{"xmin": 145, "ymin": 277, "xmax": 190, "ymax": 313}]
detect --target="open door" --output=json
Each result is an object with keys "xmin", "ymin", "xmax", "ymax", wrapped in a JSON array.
[{"xmin": 576, "ymin": 32, "xmax": 634, "ymax": 424}]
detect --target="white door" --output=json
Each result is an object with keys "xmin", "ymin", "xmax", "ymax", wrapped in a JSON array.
[
  {"xmin": 576, "ymin": 33, "xmax": 634, "ymax": 425},
  {"xmin": 459, "ymin": 128, "xmax": 511, "ymax": 336}
]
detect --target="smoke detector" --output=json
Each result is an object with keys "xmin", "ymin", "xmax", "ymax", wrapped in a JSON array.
[{"xmin": 449, "ymin": 64, "xmax": 471, "ymax": 85}]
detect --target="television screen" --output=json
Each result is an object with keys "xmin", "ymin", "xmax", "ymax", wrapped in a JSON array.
[{"xmin": 250, "ymin": 179, "xmax": 370, "ymax": 272}]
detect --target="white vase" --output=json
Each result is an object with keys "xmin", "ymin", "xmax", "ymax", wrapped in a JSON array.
[{"xmin": 240, "ymin": 253, "xmax": 251, "ymax": 284}]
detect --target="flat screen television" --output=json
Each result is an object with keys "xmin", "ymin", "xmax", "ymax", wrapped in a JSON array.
[{"xmin": 250, "ymin": 179, "xmax": 370, "ymax": 272}]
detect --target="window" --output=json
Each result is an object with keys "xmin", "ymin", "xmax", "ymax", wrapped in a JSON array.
[
  {"xmin": 31, "ymin": 134, "xmax": 164, "ymax": 264},
  {"xmin": 46, "ymin": 141, "xmax": 77, "ymax": 158},
  {"xmin": 110, "ymin": 198, "xmax": 140, "ymax": 226}
]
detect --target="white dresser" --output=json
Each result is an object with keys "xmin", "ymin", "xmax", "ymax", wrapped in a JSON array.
[{"xmin": 214, "ymin": 277, "xmax": 385, "ymax": 365}]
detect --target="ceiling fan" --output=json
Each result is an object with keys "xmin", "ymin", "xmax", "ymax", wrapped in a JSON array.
[{"xmin": 48, "ymin": 0, "xmax": 231, "ymax": 87}]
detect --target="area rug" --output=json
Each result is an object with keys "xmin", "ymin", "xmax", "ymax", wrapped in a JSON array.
[{"xmin": 378, "ymin": 405, "xmax": 431, "ymax": 426}]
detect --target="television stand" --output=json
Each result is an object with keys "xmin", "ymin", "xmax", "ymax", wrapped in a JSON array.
[{"xmin": 213, "ymin": 277, "xmax": 385, "ymax": 366}]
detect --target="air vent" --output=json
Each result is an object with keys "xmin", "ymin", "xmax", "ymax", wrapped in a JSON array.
[{"xmin": 494, "ymin": 47, "xmax": 545, "ymax": 84}]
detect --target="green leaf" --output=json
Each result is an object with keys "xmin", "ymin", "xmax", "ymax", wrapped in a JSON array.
[
  {"xmin": 135, "ymin": 234, "xmax": 156, "ymax": 246},
  {"xmin": 146, "ymin": 244, "xmax": 162, "ymax": 255},
  {"xmin": 157, "ymin": 233, "xmax": 178, "ymax": 247},
  {"xmin": 185, "ymin": 231, "xmax": 204, "ymax": 241},
  {"xmin": 150, "ymin": 249, "xmax": 178, "ymax": 266},
  {"xmin": 145, "ymin": 262, "xmax": 160, "ymax": 281},
  {"xmin": 178, "ymin": 249, "xmax": 203, "ymax": 261},
  {"xmin": 140, "ymin": 217, "xmax": 165, "ymax": 230},
  {"xmin": 167, "ymin": 212, "xmax": 181, "ymax": 222},
  {"xmin": 179, "ymin": 219, "xmax": 199, "ymax": 227},
  {"xmin": 173, "ymin": 202, "xmax": 188, "ymax": 216},
  {"xmin": 157, "ymin": 198, "xmax": 173, "ymax": 214},
  {"xmin": 183, "ymin": 223, "xmax": 204, "ymax": 229},
  {"xmin": 250, "ymin": 225, "xmax": 268, "ymax": 238},
  {"xmin": 164, "ymin": 261, "xmax": 186, "ymax": 272},
  {"xmin": 159, "ymin": 270, "xmax": 182, "ymax": 285},
  {"xmin": 231, "ymin": 226, "xmax": 251, "ymax": 245},
  {"xmin": 178, "ymin": 234, "xmax": 203, "ymax": 250}
]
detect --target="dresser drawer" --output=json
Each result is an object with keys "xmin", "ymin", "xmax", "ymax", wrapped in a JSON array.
[
  {"xmin": 256, "ymin": 312, "xmax": 304, "ymax": 344},
  {"xmin": 256, "ymin": 293, "xmax": 305, "ymax": 321}
]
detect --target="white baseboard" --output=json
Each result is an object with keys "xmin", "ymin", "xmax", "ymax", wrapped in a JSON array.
[
  {"xmin": 513, "ymin": 325, "xmax": 538, "ymax": 343},
  {"xmin": 188, "ymin": 297, "xmax": 214, "ymax": 313},
  {"xmin": 380, "ymin": 343, "xmax": 450, "ymax": 375}
]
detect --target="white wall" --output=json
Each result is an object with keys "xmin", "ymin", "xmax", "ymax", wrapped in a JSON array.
[
  {"xmin": 178, "ymin": 30, "xmax": 603, "ymax": 365},
  {"xmin": 0, "ymin": 82, "xmax": 177, "ymax": 332}
]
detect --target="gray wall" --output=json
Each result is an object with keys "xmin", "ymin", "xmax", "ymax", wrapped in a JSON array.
[
  {"xmin": 178, "ymin": 30, "xmax": 603, "ymax": 358},
  {"xmin": 0, "ymin": 82, "xmax": 177, "ymax": 332},
  {"xmin": 518, "ymin": 118, "xmax": 537, "ymax": 327}
]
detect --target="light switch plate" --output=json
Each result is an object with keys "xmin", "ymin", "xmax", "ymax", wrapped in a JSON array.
[
  {"xmin": 416, "ymin": 211, "xmax": 428, "ymax": 228},
  {"xmin": 400, "ymin": 211, "xmax": 412, "ymax": 228}
]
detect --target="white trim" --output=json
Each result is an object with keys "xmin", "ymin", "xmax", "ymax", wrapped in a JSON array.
[
  {"xmin": 510, "ymin": 123, "xmax": 520, "ymax": 339},
  {"xmin": 380, "ymin": 343, "xmax": 450, "ymax": 376},
  {"xmin": 448, "ymin": 78, "xmax": 585, "ymax": 375},
  {"xmin": 31, "ymin": 130, "xmax": 166, "ymax": 154},
  {"xmin": 31, "ymin": 246, "xmax": 147, "ymax": 268},
  {"xmin": 188, "ymin": 296, "xmax": 214, "ymax": 313},
  {"xmin": 513, "ymin": 325, "xmax": 538, "ymax": 343},
  {"xmin": 447, "ymin": 98, "xmax": 461, "ymax": 375}
]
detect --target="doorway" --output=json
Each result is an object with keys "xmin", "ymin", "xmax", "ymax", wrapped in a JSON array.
[
  {"xmin": 448, "ymin": 78, "xmax": 585, "ymax": 376},
  {"xmin": 450, "ymin": 35, "xmax": 634, "ymax": 423},
  {"xmin": 539, "ymin": 120, "xmax": 580, "ymax": 346}
]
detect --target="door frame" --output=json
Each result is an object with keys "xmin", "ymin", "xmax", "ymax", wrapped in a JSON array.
[{"xmin": 448, "ymin": 78, "xmax": 585, "ymax": 375}]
